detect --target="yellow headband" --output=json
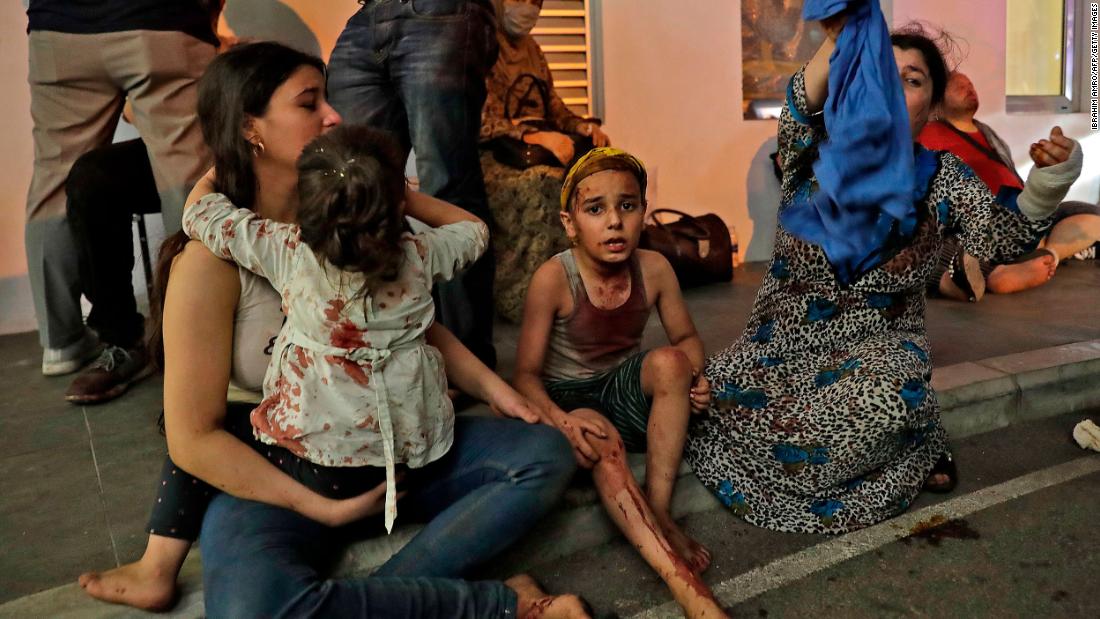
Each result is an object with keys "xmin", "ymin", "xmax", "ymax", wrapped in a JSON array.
[{"xmin": 560, "ymin": 147, "xmax": 647, "ymax": 211}]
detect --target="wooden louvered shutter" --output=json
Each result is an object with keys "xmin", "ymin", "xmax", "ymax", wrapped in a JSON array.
[{"xmin": 532, "ymin": 0, "xmax": 596, "ymax": 118}]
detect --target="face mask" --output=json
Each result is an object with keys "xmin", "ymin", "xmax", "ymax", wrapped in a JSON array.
[{"xmin": 502, "ymin": 1, "xmax": 540, "ymax": 38}]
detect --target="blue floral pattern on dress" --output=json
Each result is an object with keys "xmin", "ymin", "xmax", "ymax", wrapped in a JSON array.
[
  {"xmin": 716, "ymin": 480, "xmax": 752, "ymax": 516},
  {"xmin": 757, "ymin": 356, "xmax": 785, "ymax": 368},
  {"xmin": 890, "ymin": 497, "xmax": 911, "ymax": 514},
  {"xmin": 809, "ymin": 499, "xmax": 844, "ymax": 525},
  {"xmin": 716, "ymin": 382, "xmax": 769, "ymax": 411},
  {"xmin": 738, "ymin": 388, "xmax": 768, "ymax": 409},
  {"xmin": 773, "ymin": 442, "xmax": 829, "ymax": 473},
  {"xmin": 815, "ymin": 358, "xmax": 862, "ymax": 388},
  {"xmin": 900, "ymin": 379, "xmax": 927, "ymax": 410},
  {"xmin": 867, "ymin": 293, "xmax": 894, "ymax": 309},
  {"xmin": 751, "ymin": 320, "xmax": 775, "ymax": 344},
  {"xmin": 867, "ymin": 292, "xmax": 906, "ymax": 320},
  {"xmin": 901, "ymin": 340, "xmax": 928, "ymax": 362},
  {"xmin": 770, "ymin": 257, "xmax": 791, "ymax": 280},
  {"xmin": 805, "ymin": 298, "xmax": 838, "ymax": 323},
  {"xmin": 936, "ymin": 199, "xmax": 951, "ymax": 226},
  {"xmin": 807, "ymin": 446, "xmax": 830, "ymax": 465}
]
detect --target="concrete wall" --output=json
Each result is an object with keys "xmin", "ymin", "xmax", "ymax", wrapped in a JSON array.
[
  {"xmin": 1, "ymin": 0, "xmax": 1097, "ymax": 335},
  {"xmin": 0, "ymin": 2, "xmax": 37, "ymax": 335}
]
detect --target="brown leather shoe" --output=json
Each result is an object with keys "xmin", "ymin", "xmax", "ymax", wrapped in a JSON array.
[{"xmin": 65, "ymin": 345, "xmax": 154, "ymax": 405}]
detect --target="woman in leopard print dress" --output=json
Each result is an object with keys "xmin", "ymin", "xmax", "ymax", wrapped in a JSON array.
[{"xmin": 686, "ymin": 24, "xmax": 1082, "ymax": 534}]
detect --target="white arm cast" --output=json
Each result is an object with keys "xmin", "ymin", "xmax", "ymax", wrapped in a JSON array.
[{"xmin": 1017, "ymin": 141, "xmax": 1083, "ymax": 221}]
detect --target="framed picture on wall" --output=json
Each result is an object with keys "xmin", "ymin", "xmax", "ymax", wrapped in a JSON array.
[{"xmin": 742, "ymin": 0, "xmax": 824, "ymax": 120}]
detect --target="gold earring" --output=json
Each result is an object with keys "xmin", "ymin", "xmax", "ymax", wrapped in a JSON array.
[{"xmin": 251, "ymin": 140, "xmax": 266, "ymax": 157}]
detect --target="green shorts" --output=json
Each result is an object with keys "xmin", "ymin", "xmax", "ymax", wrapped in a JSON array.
[{"xmin": 545, "ymin": 351, "xmax": 651, "ymax": 452}]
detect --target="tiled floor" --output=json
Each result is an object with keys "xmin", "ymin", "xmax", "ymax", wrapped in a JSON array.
[{"xmin": 0, "ymin": 260, "xmax": 1098, "ymax": 603}]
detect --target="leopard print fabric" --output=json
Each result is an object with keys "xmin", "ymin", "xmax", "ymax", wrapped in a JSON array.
[{"xmin": 685, "ymin": 68, "xmax": 1052, "ymax": 534}]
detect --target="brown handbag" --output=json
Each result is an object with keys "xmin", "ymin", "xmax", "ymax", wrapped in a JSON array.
[{"xmin": 640, "ymin": 209, "xmax": 734, "ymax": 288}]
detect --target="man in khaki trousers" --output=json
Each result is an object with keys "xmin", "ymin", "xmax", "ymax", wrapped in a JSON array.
[{"xmin": 25, "ymin": 1, "xmax": 216, "ymax": 376}]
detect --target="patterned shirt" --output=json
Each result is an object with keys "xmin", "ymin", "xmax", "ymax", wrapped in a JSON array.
[{"xmin": 184, "ymin": 194, "xmax": 489, "ymax": 531}]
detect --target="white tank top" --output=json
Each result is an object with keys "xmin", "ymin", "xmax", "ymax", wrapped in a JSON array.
[{"xmin": 226, "ymin": 268, "xmax": 283, "ymax": 403}]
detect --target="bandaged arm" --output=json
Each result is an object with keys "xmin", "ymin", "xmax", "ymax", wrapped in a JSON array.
[{"xmin": 1017, "ymin": 140, "xmax": 1083, "ymax": 221}]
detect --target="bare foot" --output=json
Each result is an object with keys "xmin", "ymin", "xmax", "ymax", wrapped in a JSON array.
[
  {"xmin": 505, "ymin": 574, "xmax": 591, "ymax": 619},
  {"xmin": 78, "ymin": 561, "xmax": 176, "ymax": 611},
  {"xmin": 987, "ymin": 254, "xmax": 1057, "ymax": 294},
  {"xmin": 937, "ymin": 270, "xmax": 971, "ymax": 302},
  {"xmin": 658, "ymin": 516, "xmax": 712, "ymax": 574},
  {"xmin": 938, "ymin": 253, "xmax": 986, "ymax": 302},
  {"xmin": 927, "ymin": 473, "xmax": 950, "ymax": 486}
]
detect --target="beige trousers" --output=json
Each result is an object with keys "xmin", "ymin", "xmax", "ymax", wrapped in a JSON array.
[{"xmin": 25, "ymin": 30, "xmax": 214, "ymax": 348}]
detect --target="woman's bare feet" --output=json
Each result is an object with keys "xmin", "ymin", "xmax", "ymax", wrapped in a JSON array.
[
  {"xmin": 505, "ymin": 575, "xmax": 592, "ymax": 619},
  {"xmin": 987, "ymin": 253, "xmax": 1057, "ymax": 294},
  {"xmin": 937, "ymin": 252, "xmax": 985, "ymax": 302},
  {"xmin": 937, "ymin": 270, "xmax": 970, "ymax": 302},
  {"xmin": 78, "ymin": 534, "xmax": 190, "ymax": 611},
  {"xmin": 927, "ymin": 472, "xmax": 950, "ymax": 486},
  {"xmin": 657, "ymin": 515, "xmax": 712, "ymax": 574},
  {"xmin": 923, "ymin": 452, "xmax": 958, "ymax": 494},
  {"xmin": 78, "ymin": 561, "xmax": 176, "ymax": 612}
]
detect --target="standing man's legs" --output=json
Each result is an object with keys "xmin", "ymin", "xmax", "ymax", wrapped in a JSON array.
[
  {"xmin": 119, "ymin": 30, "xmax": 214, "ymax": 235},
  {"xmin": 64, "ymin": 139, "xmax": 160, "ymax": 403},
  {"xmin": 328, "ymin": 5, "xmax": 412, "ymax": 150},
  {"xmin": 26, "ymin": 31, "xmax": 124, "ymax": 374},
  {"xmin": 56, "ymin": 30, "xmax": 215, "ymax": 400},
  {"xmin": 66, "ymin": 139, "xmax": 158, "ymax": 353},
  {"xmin": 329, "ymin": 0, "xmax": 499, "ymax": 367},
  {"xmin": 396, "ymin": 0, "xmax": 499, "ymax": 367}
]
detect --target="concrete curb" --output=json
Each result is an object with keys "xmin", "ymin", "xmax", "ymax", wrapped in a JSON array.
[
  {"xmin": 5, "ymin": 340, "xmax": 1099, "ymax": 618},
  {"xmin": 935, "ymin": 339, "xmax": 1100, "ymax": 439}
]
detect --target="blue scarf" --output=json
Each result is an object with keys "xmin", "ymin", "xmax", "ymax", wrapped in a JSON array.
[{"xmin": 779, "ymin": 0, "xmax": 917, "ymax": 284}]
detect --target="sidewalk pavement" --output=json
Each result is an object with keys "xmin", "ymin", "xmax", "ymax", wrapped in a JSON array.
[{"xmin": 2, "ymin": 261, "xmax": 1098, "ymax": 616}]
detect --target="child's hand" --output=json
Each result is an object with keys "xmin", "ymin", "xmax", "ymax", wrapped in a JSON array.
[
  {"xmin": 185, "ymin": 167, "xmax": 218, "ymax": 210},
  {"xmin": 301, "ymin": 478, "xmax": 402, "ymax": 528},
  {"xmin": 488, "ymin": 384, "xmax": 541, "ymax": 424},
  {"xmin": 689, "ymin": 373, "xmax": 711, "ymax": 414},
  {"xmin": 553, "ymin": 409, "xmax": 609, "ymax": 468}
]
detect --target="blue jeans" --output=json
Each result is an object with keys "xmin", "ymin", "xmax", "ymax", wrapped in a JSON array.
[
  {"xmin": 199, "ymin": 417, "xmax": 575, "ymax": 618},
  {"xmin": 327, "ymin": 0, "xmax": 499, "ymax": 367}
]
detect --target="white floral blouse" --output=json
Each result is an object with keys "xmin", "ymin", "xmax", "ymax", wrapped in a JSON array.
[{"xmin": 184, "ymin": 193, "xmax": 489, "ymax": 531}]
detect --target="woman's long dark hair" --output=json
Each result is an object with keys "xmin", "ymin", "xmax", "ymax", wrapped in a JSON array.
[
  {"xmin": 297, "ymin": 125, "xmax": 408, "ymax": 297},
  {"xmin": 148, "ymin": 42, "xmax": 326, "ymax": 368}
]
